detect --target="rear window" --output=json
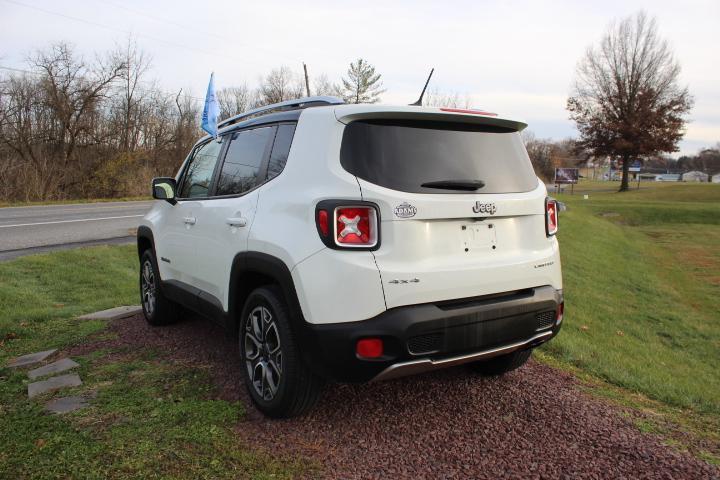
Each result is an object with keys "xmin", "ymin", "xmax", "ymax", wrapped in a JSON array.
[{"xmin": 340, "ymin": 120, "xmax": 538, "ymax": 194}]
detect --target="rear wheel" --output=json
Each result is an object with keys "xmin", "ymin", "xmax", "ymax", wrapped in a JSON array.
[
  {"xmin": 140, "ymin": 250, "xmax": 179, "ymax": 326},
  {"xmin": 239, "ymin": 286, "xmax": 323, "ymax": 418},
  {"xmin": 468, "ymin": 348, "xmax": 532, "ymax": 376}
]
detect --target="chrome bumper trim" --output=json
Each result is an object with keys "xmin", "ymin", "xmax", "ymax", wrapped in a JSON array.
[{"xmin": 370, "ymin": 330, "xmax": 553, "ymax": 382}]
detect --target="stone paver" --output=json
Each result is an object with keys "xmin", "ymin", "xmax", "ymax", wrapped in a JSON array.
[
  {"xmin": 28, "ymin": 358, "xmax": 80, "ymax": 380},
  {"xmin": 6, "ymin": 349, "xmax": 57, "ymax": 368},
  {"xmin": 28, "ymin": 373, "xmax": 82, "ymax": 398},
  {"xmin": 77, "ymin": 305, "xmax": 141, "ymax": 321},
  {"xmin": 45, "ymin": 396, "xmax": 88, "ymax": 414}
]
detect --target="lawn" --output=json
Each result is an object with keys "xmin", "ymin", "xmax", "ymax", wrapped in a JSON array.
[
  {"xmin": 0, "ymin": 246, "xmax": 307, "ymax": 479},
  {"xmin": 542, "ymin": 181, "xmax": 720, "ymax": 415},
  {"xmin": 0, "ymin": 182, "xmax": 718, "ymax": 475}
]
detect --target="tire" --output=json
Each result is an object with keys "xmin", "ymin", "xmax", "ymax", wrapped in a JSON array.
[
  {"xmin": 468, "ymin": 348, "xmax": 532, "ymax": 376},
  {"xmin": 239, "ymin": 286, "xmax": 323, "ymax": 418},
  {"xmin": 139, "ymin": 249, "xmax": 179, "ymax": 326}
]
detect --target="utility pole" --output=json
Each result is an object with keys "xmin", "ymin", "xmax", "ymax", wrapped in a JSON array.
[{"xmin": 303, "ymin": 63, "xmax": 311, "ymax": 97}]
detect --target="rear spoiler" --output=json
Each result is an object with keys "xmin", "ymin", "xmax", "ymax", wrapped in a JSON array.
[{"xmin": 333, "ymin": 105, "xmax": 527, "ymax": 132}]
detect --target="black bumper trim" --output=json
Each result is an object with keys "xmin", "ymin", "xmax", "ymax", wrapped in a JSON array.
[{"xmin": 297, "ymin": 285, "xmax": 563, "ymax": 383}]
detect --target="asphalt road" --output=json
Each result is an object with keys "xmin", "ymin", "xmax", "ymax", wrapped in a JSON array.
[{"xmin": 0, "ymin": 200, "xmax": 154, "ymax": 260}]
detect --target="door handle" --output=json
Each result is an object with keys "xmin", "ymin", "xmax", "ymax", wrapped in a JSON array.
[
  {"xmin": 183, "ymin": 216, "xmax": 196, "ymax": 225},
  {"xmin": 226, "ymin": 217, "xmax": 247, "ymax": 228}
]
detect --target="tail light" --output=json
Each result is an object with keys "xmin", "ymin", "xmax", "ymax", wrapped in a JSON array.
[
  {"xmin": 316, "ymin": 200, "xmax": 380, "ymax": 250},
  {"xmin": 556, "ymin": 302, "xmax": 564, "ymax": 325},
  {"xmin": 546, "ymin": 198, "xmax": 558, "ymax": 236}
]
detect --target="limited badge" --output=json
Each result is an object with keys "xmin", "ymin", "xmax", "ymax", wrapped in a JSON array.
[{"xmin": 394, "ymin": 202, "xmax": 417, "ymax": 218}]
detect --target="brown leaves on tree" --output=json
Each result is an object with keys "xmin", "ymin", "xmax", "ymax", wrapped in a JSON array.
[{"xmin": 567, "ymin": 12, "xmax": 693, "ymax": 191}]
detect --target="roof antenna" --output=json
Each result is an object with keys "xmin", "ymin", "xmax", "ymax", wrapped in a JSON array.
[{"xmin": 409, "ymin": 68, "xmax": 434, "ymax": 106}]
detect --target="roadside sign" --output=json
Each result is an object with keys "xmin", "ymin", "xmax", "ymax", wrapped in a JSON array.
[
  {"xmin": 554, "ymin": 168, "xmax": 579, "ymax": 184},
  {"xmin": 629, "ymin": 161, "xmax": 641, "ymax": 173}
]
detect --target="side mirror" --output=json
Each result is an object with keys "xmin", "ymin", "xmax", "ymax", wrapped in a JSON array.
[{"xmin": 152, "ymin": 177, "xmax": 177, "ymax": 205}]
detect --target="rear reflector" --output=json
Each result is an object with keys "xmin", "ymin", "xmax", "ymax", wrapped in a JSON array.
[
  {"xmin": 317, "ymin": 209, "xmax": 329, "ymax": 236},
  {"xmin": 546, "ymin": 198, "xmax": 558, "ymax": 236},
  {"xmin": 439, "ymin": 107, "xmax": 498, "ymax": 116},
  {"xmin": 356, "ymin": 338, "xmax": 384, "ymax": 359}
]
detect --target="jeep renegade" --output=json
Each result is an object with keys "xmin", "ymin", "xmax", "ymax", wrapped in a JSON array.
[{"xmin": 138, "ymin": 96, "xmax": 564, "ymax": 418}]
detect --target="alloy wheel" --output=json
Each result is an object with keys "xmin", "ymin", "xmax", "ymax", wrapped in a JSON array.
[
  {"xmin": 141, "ymin": 259, "xmax": 156, "ymax": 316},
  {"xmin": 244, "ymin": 306, "xmax": 283, "ymax": 401}
]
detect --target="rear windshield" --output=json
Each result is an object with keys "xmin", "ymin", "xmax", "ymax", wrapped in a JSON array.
[{"xmin": 340, "ymin": 120, "xmax": 538, "ymax": 194}]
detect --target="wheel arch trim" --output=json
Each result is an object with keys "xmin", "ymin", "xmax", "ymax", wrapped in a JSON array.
[{"xmin": 229, "ymin": 251, "xmax": 306, "ymax": 336}]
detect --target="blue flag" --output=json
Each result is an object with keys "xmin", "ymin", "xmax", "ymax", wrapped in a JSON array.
[{"xmin": 201, "ymin": 72, "xmax": 219, "ymax": 138}]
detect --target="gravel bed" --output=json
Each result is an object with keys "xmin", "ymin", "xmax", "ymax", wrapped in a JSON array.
[{"xmin": 71, "ymin": 314, "xmax": 720, "ymax": 479}]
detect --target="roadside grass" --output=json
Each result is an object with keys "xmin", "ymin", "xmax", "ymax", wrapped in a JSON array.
[
  {"xmin": 0, "ymin": 350, "xmax": 308, "ymax": 479},
  {"xmin": 0, "ymin": 182, "xmax": 718, "ymax": 473},
  {"xmin": 537, "ymin": 182, "xmax": 720, "ymax": 460},
  {"xmin": 0, "ymin": 246, "xmax": 311, "ymax": 479},
  {"xmin": 0, "ymin": 245, "xmax": 139, "ymax": 357},
  {"xmin": 0, "ymin": 196, "xmax": 151, "ymax": 208},
  {"xmin": 544, "ymin": 183, "xmax": 719, "ymax": 414}
]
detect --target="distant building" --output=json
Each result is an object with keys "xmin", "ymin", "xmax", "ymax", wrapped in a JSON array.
[
  {"xmin": 712, "ymin": 174, "xmax": 720, "ymax": 184},
  {"xmin": 656, "ymin": 173, "xmax": 681, "ymax": 182},
  {"xmin": 682, "ymin": 171, "xmax": 709, "ymax": 182}
]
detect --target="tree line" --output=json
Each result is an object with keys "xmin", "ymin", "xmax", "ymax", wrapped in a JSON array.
[{"xmin": 0, "ymin": 40, "xmax": 385, "ymax": 202}]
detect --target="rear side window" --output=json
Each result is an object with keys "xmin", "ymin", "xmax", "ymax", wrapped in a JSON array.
[
  {"xmin": 266, "ymin": 124, "xmax": 296, "ymax": 180},
  {"xmin": 216, "ymin": 126, "xmax": 274, "ymax": 196},
  {"xmin": 340, "ymin": 120, "xmax": 538, "ymax": 194},
  {"xmin": 178, "ymin": 140, "xmax": 222, "ymax": 198}
]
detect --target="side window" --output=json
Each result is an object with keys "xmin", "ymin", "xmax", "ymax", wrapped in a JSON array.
[
  {"xmin": 216, "ymin": 126, "xmax": 274, "ymax": 196},
  {"xmin": 178, "ymin": 140, "xmax": 222, "ymax": 198},
  {"xmin": 267, "ymin": 124, "xmax": 296, "ymax": 180}
]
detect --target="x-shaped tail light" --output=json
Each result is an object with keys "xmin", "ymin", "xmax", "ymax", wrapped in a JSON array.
[{"xmin": 315, "ymin": 202, "xmax": 379, "ymax": 249}]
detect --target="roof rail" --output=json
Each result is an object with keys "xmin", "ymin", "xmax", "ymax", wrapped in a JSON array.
[{"xmin": 217, "ymin": 95, "xmax": 344, "ymax": 129}]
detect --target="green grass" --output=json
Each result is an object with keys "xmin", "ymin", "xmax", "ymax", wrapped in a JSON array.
[
  {"xmin": 542, "ymin": 182, "xmax": 720, "ymax": 414},
  {"xmin": 0, "ymin": 353, "xmax": 306, "ymax": 479},
  {"xmin": 0, "ymin": 246, "xmax": 139, "ymax": 357},
  {"xmin": 0, "ymin": 196, "xmax": 151, "ymax": 208},
  {"xmin": 0, "ymin": 246, "xmax": 309, "ymax": 479},
  {"xmin": 0, "ymin": 182, "xmax": 718, "ymax": 473}
]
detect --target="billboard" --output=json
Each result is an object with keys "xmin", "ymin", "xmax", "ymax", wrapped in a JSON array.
[{"xmin": 554, "ymin": 168, "xmax": 579, "ymax": 184}]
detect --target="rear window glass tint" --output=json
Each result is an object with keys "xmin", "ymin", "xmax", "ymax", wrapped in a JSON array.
[{"xmin": 340, "ymin": 120, "xmax": 538, "ymax": 194}]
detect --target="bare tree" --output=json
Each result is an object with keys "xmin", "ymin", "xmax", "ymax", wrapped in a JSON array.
[
  {"xmin": 256, "ymin": 66, "xmax": 303, "ymax": 105},
  {"xmin": 424, "ymin": 87, "xmax": 471, "ymax": 108},
  {"xmin": 217, "ymin": 85, "xmax": 252, "ymax": 119},
  {"xmin": 313, "ymin": 74, "xmax": 341, "ymax": 97},
  {"xmin": 522, "ymin": 131, "xmax": 555, "ymax": 181},
  {"xmin": 567, "ymin": 12, "xmax": 693, "ymax": 191},
  {"xmin": 112, "ymin": 36, "xmax": 151, "ymax": 154},
  {"xmin": 340, "ymin": 58, "xmax": 385, "ymax": 104}
]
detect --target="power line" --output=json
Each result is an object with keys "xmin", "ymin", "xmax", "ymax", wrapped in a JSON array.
[
  {"xmin": 96, "ymin": 0, "xmax": 300, "ymax": 66},
  {"xmin": 2, "ymin": 0, "xmax": 279, "ymax": 70}
]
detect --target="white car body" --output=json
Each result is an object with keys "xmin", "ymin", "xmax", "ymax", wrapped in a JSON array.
[{"xmin": 138, "ymin": 97, "xmax": 563, "ymax": 388}]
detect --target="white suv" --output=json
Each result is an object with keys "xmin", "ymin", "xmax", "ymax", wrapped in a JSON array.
[{"xmin": 138, "ymin": 96, "xmax": 564, "ymax": 418}]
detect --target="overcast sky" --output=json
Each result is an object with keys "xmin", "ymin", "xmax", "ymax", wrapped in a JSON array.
[{"xmin": 1, "ymin": 0, "xmax": 718, "ymax": 156}]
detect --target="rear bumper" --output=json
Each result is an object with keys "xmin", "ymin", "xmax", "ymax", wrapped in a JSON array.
[{"xmin": 298, "ymin": 285, "xmax": 563, "ymax": 382}]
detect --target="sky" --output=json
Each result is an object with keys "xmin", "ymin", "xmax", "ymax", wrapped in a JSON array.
[{"xmin": 1, "ymin": 0, "xmax": 719, "ymax": 156}]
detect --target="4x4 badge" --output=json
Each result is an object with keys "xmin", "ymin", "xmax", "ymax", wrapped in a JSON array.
[
  {"xmin": 394, "ymin": 202, "xmax": 417, "ymax": 218},
  {"xmin": 473, "ymin": 202, "xmax": 497, "ymax": 215}
]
